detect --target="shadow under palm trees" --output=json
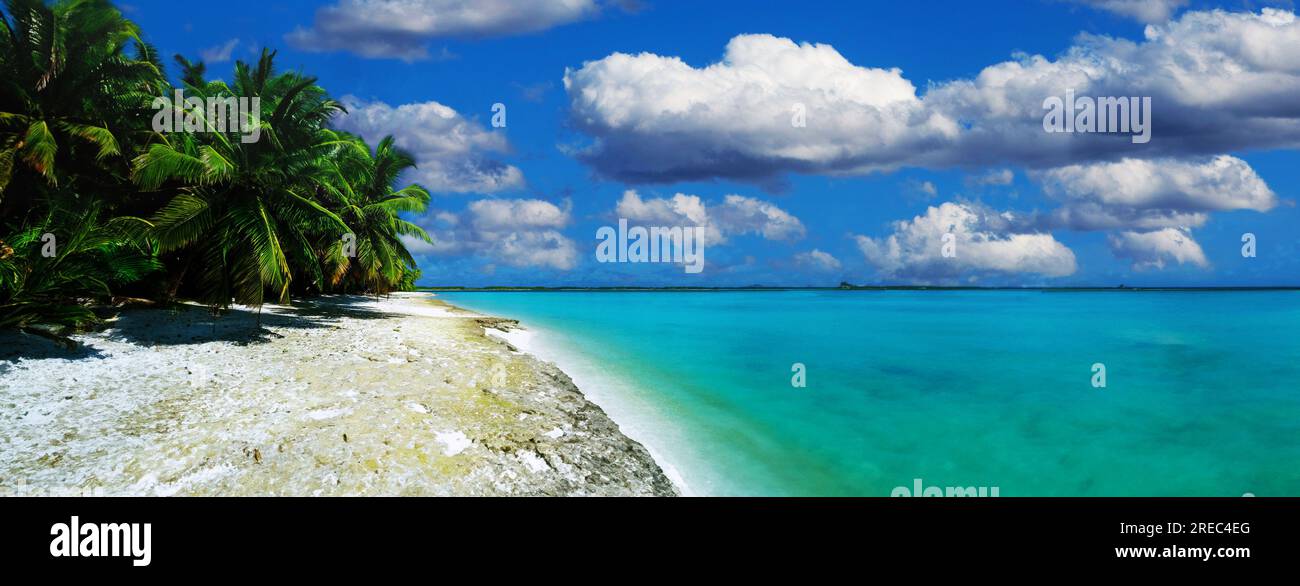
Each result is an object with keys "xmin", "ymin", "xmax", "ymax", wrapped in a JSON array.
[
  {"xmin": 286, "ymin": 295, "xmax": 408, "ymax": 321},
  {"xmin": 1, "ymin": 295, "xmax": 408, "ymax": 361},
  {"xmin": 104, "ymin": 296, "xmax": 405, "ymax": 347},
  {"xmin": 0, "ymin": 331, "xmax": 108, "ymax": 361}
]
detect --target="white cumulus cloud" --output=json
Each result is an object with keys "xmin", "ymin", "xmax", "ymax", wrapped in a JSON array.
[
  {"xmin": 1108, "ymin": 228, "xmax": 1209, "ymax": 270},
  {"xmin": 1032, "ymin": 155, "xmax": 1276, "ymax": 234},
  {"xmin": 564, "ymin": 10, "xmax": 1300, "ymax": 185},
  {"xmin": 855, "ymin": 202, "xmax": 1077, "ymax": 281},
  {"xmin": 1036, "ymin": 155, "xmax": 1277, "ymax": 212},
  {"xmin": 333, "ymin": 96, "xmax": 524, "ymax": 194},
  {"xmin": 613, "ymin": 190, "xmax": 805, "ymax": 245},
  {"xmin": 405, "ymin": 199, "xmax": 577, "ymax": 270},
  {"xmin": 468, "ymin": 198, "xmax": 570, "ymax": 231},
  {"xmin": 565, "ymin": 33, "xmax": 955, "ymax": 185}
]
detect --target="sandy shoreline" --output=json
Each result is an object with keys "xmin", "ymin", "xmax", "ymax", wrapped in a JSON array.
[
  {"xmin": 0, "ymin": 293, "xmax": 676, "ymax": 496},
  {"xmin": 483, "ymin": 325, "xmax": 695, "ymax": 495}
]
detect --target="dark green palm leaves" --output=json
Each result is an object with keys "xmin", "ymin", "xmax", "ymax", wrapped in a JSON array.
[
  {"xmin": 1, "ymin": 2, "xmax": 432, "ymax": 337},
  {"xmin": 320, "ymin": 134, "xmax": 431, "ymax": 296},
  {"xmin": 0, "ymin": 0, "xmax": 164, "ymax": 199},
  {"xmin": 133, "ymin": 49, "xmax": 429, "ymax": 307}
]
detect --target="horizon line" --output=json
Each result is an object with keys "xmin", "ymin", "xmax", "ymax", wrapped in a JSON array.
[{"xmin": 417, "ymin": 285, "xmax": 1300, "ymax": 292}]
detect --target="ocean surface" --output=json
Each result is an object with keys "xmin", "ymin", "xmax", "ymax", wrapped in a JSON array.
[{"xmin": 438, "ymin": 290, "xmax": 1300, "ymax": 496}]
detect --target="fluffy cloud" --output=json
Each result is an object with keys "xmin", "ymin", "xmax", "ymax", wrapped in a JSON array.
[
  {"xmin": 794, "ymin": 249, "xmax": 842, "ymax": 271},
  {"xmin": 565, "ymin": 33, "xmax": 952, "ymax": 185},
  {"xmin": 614, "ymin": 191, "xmax": 713, "ymax": 239},
  {"xmin": 564, "ymin": 10, "xmax": 1300, "ymax": 185},
  {"xmin": 406, "ymin": 199, "xmax": 577, "ymax": 269},
  {"xmin": 288, "ymin": 0, "xmax": 603, "ymax": 60},
  {"xmin": 918, "ymin": 8, "xmax": 1300, "ymax": 163},
  {"xmin": 1037, "ymin": 156, "xmax": 1277, "ymax": 212},
  {"xmin": 1069, "ymin": 0, "xmax": 1188, "ymax": 24},
  {"xmin": 614, "ymin": 190, "xmax": 805, "ymax": 244},
  {"xmin": 333, "ymin": 96, "xmax": 524, "ymax": 194},
  {"xmin": 1011, "ymin": 155, "xmax": 1269, "ymax": 270},
  {"xmin": 855, "ymin": 202, "xmax": 1077, "ymax": 281},
  {"xmin": 1033, "ymin": 155, "xmax": 1276, "ymax": 232},
  {"xmin": 487, "ymin": 230, "xmax": 579, "ymax": 270},
  {"xmin": 710, "ymin": 195, "xmax": 806, "ymax": 241},
  {"xmin": 467, "ymin": 199, "xmax": 570, "ymax": 231},
  {"xmin": 1108, "ymin": 228, "xmax": 1209, "ymax": 270}
]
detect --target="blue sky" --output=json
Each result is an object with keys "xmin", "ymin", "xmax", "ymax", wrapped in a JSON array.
[{"xmin": 124, "ymin": 0, "xmax": 1299, "ymax": 286}]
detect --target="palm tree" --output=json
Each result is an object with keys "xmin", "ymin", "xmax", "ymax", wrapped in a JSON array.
[
  {"xmin": 0, "ymin": 3, "xmax": 433, "ymax": 340},
  {"xmin": 0, "ymin": 0, "xmax": 165, "ymax": 333},
  {"xmin": 0, "ymin": 0, "xmax": 166, "ymax": 223},
  {"xmin": 0, "ymin": 199, "xmax": 158, "ymax": 345},
  {"xmin": 318, "ymin": 133, "xmax": 431, "ymax": 295},
  {"xmin": 173, "ymin": 54, "xmax": 207, "ymax": 88},
  {"xmin": 132, "ymin": 49, "xmax": 350, "ymax": 308}
]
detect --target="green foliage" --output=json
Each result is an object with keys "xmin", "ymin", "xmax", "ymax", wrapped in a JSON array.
[
  {"xmin": 0, "ymin": 200, "xmax": 160, "ymax": 342},
  {"xmin": 0, "ymin": 0, "xmax": 166, "ymax": 201},
  {"xmin": 317, "ymin": 133, "xmax": 431, "ymax": 296},
  {"xmin": 0, "ymin": 1, "xmax": 432, "ymax": 339}
]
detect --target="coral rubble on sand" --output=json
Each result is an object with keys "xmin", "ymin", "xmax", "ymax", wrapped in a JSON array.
[{"xmin": 0, "ymin": 293, "xmax": 676, "ymax": 496}]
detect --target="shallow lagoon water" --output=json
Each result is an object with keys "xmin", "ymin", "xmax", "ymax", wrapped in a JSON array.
[{"xmin": 441, "ymin": 290, "xmax": 1300, "ymax": 496}]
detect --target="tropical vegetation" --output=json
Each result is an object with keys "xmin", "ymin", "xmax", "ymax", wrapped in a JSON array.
[{"xmin": 1, "ymin": 0, "xmax": 431, "ymax": 344}]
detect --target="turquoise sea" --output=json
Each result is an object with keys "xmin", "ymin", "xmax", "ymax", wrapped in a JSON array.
[{"xmin": 439, "ymin": 291, "xmax": 1300, "ymax": 496}]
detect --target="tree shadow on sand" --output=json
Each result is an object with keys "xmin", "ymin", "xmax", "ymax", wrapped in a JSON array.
[
  {"xmin": 0, "ymin": 331, "xmax": 108, "ymax": 362},
  {"xmin": 285, "ymin": 296, "xmax": 409, "ymax": 321},
  {"xmin": 105, "ymin": 296, "xmax": 407, "ymax": 347},
  {"xmin": 1, "ymin": 296, "xmax": 408, "ymax": 360}
]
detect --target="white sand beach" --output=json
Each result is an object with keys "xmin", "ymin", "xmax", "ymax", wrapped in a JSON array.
[{"xmin": 0, "ymin": 293, "xmax": 676, "ymax": 496}]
